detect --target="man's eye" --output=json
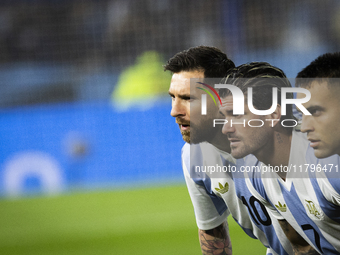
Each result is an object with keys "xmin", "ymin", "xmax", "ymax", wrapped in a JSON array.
[
  {"xmin": 232, "ymin": 114, "xmax": 242, "ymax": 118},
  {"xmin": 311, "ymin": 109, "xmax": 321, "ymax": 116}
]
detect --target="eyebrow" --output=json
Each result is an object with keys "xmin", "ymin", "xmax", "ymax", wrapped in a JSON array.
[
  {"xmin": 219, "ymin": 108, "xmax": 234, "ymax": 116},
  {"xmin": 297, "ymin": 105, "xmax": 324, "ymax": 114}
]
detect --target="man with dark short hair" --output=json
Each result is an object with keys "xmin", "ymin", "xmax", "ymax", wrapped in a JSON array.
[{"xmin": 296, "ymin": 52, "xmax": 340, "ymax": 158}]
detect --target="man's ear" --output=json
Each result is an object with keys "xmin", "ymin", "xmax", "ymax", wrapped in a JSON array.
[{"xmin": 266, "ymin": 104, "xmax": 281, "ymax": 127}]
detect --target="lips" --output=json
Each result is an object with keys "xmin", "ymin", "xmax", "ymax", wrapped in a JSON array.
[
  {"xmin": 176, "ymin": 117, "xmax": 190, "ymax": 131},
  {"xmin": 180, "ymin": 124, "xmax": 190, "ymax": 131},
  {"xmin": 176, "ymin": 121, "xmax": 190, "ymax": 131},
  {"xmin": 308, "ymin": 139, "xmax": 321, "ymax": 148},
  {"xmin": 228, "ymin": 137, "xmax": 241, "ymax": 145}
]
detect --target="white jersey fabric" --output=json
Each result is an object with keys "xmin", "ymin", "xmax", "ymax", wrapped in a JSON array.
[
  {"xmin": 182, "ymin": 142, "xmax": 293, "ymax": 255},
  {"xmin": 245, "ymin": 131, "xmax": 340, "ymax": 254}
]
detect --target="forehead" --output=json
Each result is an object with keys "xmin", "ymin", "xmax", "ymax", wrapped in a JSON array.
[
  {"xmin": 297, "ymin": 80, "xmax": 334, "ymax": 100},
  {"xmin": 169, "ymin": 70, "xmax": 205, "ymax": 94},
  {"xmin": 220, "ymin": 95, "xmax": 234, "ymax": 110}
]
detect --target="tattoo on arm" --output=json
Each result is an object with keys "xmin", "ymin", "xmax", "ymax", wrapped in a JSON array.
[
  {"xmin": 199, "ymin": 221, "xmax": 232, "ymax": 255},
  {"xmin": 278, "ymin": 220, "xmax": 319, "ymax": 255}
]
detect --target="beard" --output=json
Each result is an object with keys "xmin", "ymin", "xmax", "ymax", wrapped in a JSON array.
[
  {"xmin": 189, "ymin": 119, "xmax": 217, "ymax": 144},
  {"xmin": 229, "ymin": 128, "xmax": 270, "ymax": 159},
  {"xmin": 177, "ymin": 116, "xmax": 217, "ymax": 144},
  {"xmin": 181, "ymin": 130, "xmax": 190, "ymax": 143}
]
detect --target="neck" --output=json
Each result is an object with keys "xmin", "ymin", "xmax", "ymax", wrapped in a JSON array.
[
  {"xmin": 256, "ymin": 129, "xmax": 292, "ymax": 180},
  {"xmin": 209, "ymin": 131, "xmax": 231, "ymax": 153}
]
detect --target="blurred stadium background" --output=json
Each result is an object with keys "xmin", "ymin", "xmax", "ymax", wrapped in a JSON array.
[{"xmin": 0, "ymin": 0, "xmax": 339, "ymax": 254}]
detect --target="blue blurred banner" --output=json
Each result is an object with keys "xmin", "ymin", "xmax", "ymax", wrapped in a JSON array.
[{"xmin": 0, "ymin": 101, "xmax": 184, "ymax": 197}]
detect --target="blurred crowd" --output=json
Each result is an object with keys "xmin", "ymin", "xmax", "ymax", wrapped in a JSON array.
[{"xmin": 0, "ymin": 0, "xmax": 339, "ymax": 106}]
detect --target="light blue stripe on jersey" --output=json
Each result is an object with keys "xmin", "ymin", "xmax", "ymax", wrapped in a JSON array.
[
  {"xmin": 281, "ymin": 182, "xmax": 335, "ymax": 254},
  {"xmin": 182, "ymin": 143, "xmax": 227, "ymax": 216},
  {"xmin": 305, "ymin": 147, "xmax": 340, "ymax": 193},
  {"xmin": 243, "ymin": 156, "xmax": 275, "ymax": 208},
  {"xmin": 317, "ymin": 154, "xmax": 340, "ymax": 194}
]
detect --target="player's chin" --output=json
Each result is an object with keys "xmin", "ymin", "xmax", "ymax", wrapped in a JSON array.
[
  {"xmin": 230, "ymin": 148, "xmax": 245, "ymax": 159},
  {"xmin": 189, "ymin": 133, "xmax": 209, "ymax": 144},
  {"xmin": 181, "ymin": 132, "xmax": 190, "ymax": 143},
  {"xmin": 313, "ymin": 147, "xmax": 333, "ymax": 159}
]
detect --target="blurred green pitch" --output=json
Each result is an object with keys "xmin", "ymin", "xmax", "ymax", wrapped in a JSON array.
[{"xmin": 0, "ymin": 185, "xmax": 266, "ymax": 254}]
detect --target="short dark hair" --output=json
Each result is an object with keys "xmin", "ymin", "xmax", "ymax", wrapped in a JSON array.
[
  {"xmin": 164, "ymin": 46, "xmax": 235, "ymax": 78},
  {"xmin": 296, "ymin": 52, "xmax": 340, "ymax": 88},
  {"xmin": 220, "ymin": 62, "xmax": 295, "ymax": 128}
]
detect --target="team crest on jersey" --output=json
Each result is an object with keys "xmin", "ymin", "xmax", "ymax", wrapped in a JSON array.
[
  {"xmin": 215, "ymin": 182, "xmax": 229, "ymax": 194},
  {"xmin": 275, "ymin": 201, "xmax": 287, "ymax": 212},
  {"xmin": 304, "ymin": 199, "xmax": 323, "ymax": 220}
]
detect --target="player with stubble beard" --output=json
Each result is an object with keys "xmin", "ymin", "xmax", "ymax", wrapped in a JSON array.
[
  {"xmin": 296, "ymin": 52, "xmax": 340, "ymax": 159},
  {"xmin": 166, "ymin": 46, "xmax": 234, "ymax": 254},
  {"xmin": 219, "ymin": 61, "xmax": 340, "ymax": 254}
]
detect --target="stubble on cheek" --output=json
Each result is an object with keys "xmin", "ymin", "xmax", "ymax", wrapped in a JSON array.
[{"xmin": 230, "ymin": 143, "xmax": 244, "ymax": 159}]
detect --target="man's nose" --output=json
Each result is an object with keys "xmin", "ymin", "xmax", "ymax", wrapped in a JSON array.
[
  {"xmin": 171, "ymin": 99, "xmax": 186, "ymax": 117},
  {"xmin": 222, "ymin": 119, "xmax": 235, "ymax": 135},
  {"xmin": 300, "ymin": 115, "xmax": 313, "ymax": 133}
]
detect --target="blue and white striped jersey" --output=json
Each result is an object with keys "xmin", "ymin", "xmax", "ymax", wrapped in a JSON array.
[
  {"xmin": 245, "ymin": 131, "xmax": 340, "ymax": 254},
  {"xmin": 182, "ymin": 142, "xmax": 293, "ymax": 255}
]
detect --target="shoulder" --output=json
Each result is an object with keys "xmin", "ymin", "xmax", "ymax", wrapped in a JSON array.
[
  {"xmin": 181, "ymin": 143, "xmax": 203, "ymax": 174},
  {"xmin": 315, "ymin": 154, "xmax": 340, "ymax": 205},
  {"xmin": 182, "ymin": 142, "xmax": 217, "ymax": 159}
]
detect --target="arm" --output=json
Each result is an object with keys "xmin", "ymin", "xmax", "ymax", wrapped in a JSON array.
[
  {"xmin": 182, "ymin": 144, "xmax": 230, "ymax": 253},
  {"xmin": 278, "ymin": 220, "xmax": 319, "ymax": 255},
  {"xmin": 199, "ymin": 221, "xmax": 232, "ymax": 255}
]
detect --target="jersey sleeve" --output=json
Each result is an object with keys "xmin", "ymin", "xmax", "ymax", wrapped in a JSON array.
[
  {"xmin": 182, "ymin": 143, "xmax": 229, "ymax": 230},
  {"xmin": 307, "ymin": 151, "xmax": 340, "ymax": 206},
  {"xmin": 316, "ymin": 155, "xmax": 340, "ymax": 206}
]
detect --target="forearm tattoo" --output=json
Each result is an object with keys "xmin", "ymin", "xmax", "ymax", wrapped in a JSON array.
[{"xmin": 199, "ymin": 222, "xmax": 232, "ymax": 255}]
